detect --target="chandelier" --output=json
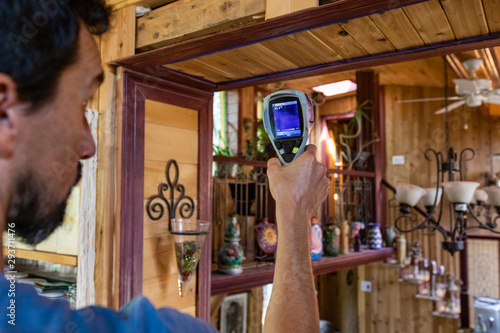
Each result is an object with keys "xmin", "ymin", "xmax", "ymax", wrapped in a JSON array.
[{"xmin": 393, "ymin": 58, "xmax": 500, "ymax": 255}]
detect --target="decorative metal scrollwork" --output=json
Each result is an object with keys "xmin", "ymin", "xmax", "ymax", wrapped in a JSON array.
[{"xmin": 146, "ymin": 159, "xmax": 195, "ymax": 231}]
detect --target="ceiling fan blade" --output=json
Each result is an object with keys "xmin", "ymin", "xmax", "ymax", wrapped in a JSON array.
[
  {"xmin": 398, "ymin": 96, "xmax": 464, "ymax": 103},
  {"xmin": 454, "ymin": 79, "xmax": 479, "ymax": 95},
  {"xmin": 476, "ymin": 79, "xmax": 493, "ymax": 92},
  {"xmin": 434, "ymin": 100, "xmax": 467, "ymax": 114},
  {"xmin": 486, "ymin": 94, "xmax": 500, "ymax": 105}
]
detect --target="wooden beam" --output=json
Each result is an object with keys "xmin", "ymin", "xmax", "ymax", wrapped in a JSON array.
[
  {"xmin": 136, "ymin": 0, "xmax": 266, "ymax": 51},
  {"xmin": 116, "ymin": 0, "xmax": 427, "ymax": 66},
  {"xmin": 265, "ymin": 0, "xmax": 318, "ymax": 20},
  {"xmin": 445, "ymin": 54, "xmax": 469, "ymax": 79},
  {"xmin": 485, "ymin": 48, "xmax": 500, "ymax": 87},
  {"xmin": 106, "ymin": 0, "xmax": 175, "ymax": 11},
  {"xmin": 215, "ymin": 34, "xmax": 500, "ymax": 91}
]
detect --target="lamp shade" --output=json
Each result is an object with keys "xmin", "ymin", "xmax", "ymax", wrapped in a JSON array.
[
  {"xmin": 484, "ymin": 187, "xmax": 500, "ymax": 207},
  {"xmin": 441, "ymin": 181, "xmax": 480, "ymax": 204},
  {"xmin": 420, "ymin": 188, "xmax": 443, "ymax": 207},
  {"xmin": 473, "ymin": 189, "xmax": 489, "ymax": 204},
  {"xmin": 396, "ymin": 183, "xmax": 426, "ymax": 207}
]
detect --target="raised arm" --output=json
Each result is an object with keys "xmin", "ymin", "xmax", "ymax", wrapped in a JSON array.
[{"xmin": 263, "ymin": 145, "xmax": 329, "ymax": 333}]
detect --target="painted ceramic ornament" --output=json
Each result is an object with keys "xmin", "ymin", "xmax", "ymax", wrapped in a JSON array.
[
  {"xmin": 218, "ymin": 215, "xmax": 245, "ymax": 275},
  {"xmin": 311, "ymin": 216, "xmax": 323, "ymax": 261},
  {"xmin": 350, "ymin": 222, "xmax": 365, "ymax": 252},
  {"xmin": 323, "ymin": 223, "xmax": 340, "ymax": 257},
  {"xmin": 367, "ymin": 223, "xmax": 383, "ymax": 249},
  {"xmin": 255, "ymin": 218, "xmax": 278, "ymax": 253}
]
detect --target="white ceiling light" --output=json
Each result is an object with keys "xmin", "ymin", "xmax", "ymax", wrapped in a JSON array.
[{"xmin": 312, "ymin": 80, "xmax": 357, "ymax": 97}]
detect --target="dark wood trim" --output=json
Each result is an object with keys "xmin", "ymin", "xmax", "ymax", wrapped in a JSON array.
[
  {"xmin": 327, "ymin": 169, "xmax": 376, "ymax": 178},
  {"xmin": 213, "ymin": 155, "xmax": 268, "ymax": 168},
  {"xmin": 118, "ymin": 69, "xmax": 216, "ymax": 320},
  {"xmin": 116, "ymin": 0, "xmax": 426, "ymax": 67},
  {"xmin": 197, "ymin": 97, "xmax": 214, "ymax": 321},
  {"xmin": 467, "ymin": 233, "xmax": 500, "ymax": 240},
  {"xmin": 460, "ymin": 237, "xmax": 469, "ymax": 328},
  {"xmin": 211, "ymin": 247, "xmax": 393, "ymax": 295},
  {"xmin": 216, "ymin": 33, "xmax": 500, "ymax": 91},
  {"xmin": 119, "ymin": 71, "xmax": 146, "ymax": 307},
  {"xmin": 376, "ymin": 86, "xmax": 387, "ymax": 227}
]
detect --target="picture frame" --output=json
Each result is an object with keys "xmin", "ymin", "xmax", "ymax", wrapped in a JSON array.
[{"xmin": 220, "ymin": 293, "xmax": 248, "ymax": 333}]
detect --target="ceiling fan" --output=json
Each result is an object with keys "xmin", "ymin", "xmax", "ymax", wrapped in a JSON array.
[{"xmin": 398, "ymin": 58, "xmax": 500, "ymax": 114}]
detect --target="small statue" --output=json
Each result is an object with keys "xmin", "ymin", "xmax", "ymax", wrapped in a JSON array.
[{"xmin": 350, "ymin": 222, "xmax": 365, "ymax": 252}]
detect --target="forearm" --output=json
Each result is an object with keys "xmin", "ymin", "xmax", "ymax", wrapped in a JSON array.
[{"xmin": 263, "ymin": 207, "xmax": 319, "ymax": 333}]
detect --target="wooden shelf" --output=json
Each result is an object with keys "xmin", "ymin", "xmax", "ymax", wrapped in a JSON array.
[
  {"xmin": 327, "ymin": 169, "xmax": 375, "ymax": 178},
  {"xmin": 14, "ymin": 264, "xmax": 77, "ymax": 283},
  {"xmin": 213, "ymin": 155, "xmax": 268, "ymax": 168},
  {"xmin": 211, "ymin": 247, "xmax": 393, "ymax": 295},
  {"xmin": 3, "ymin": 247, "xmax": 77, "ymax": 267}
]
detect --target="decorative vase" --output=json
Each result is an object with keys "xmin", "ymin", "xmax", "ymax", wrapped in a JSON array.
[
  {"xmin": 323, "ymin": 223, "xmax": 340, "ymax": 257},
  {"xmin": 311, "ymin": 216, "xmax": 323, "ymax": 261},
  {"xmin": 383, "ymin": 225, "xmax": 396, "ymax": 248},
  {"xmin": 395, "ymin": 235, "xmax": 406, "ymax": 264},
  {"xmin": 218, "ymin": 216, "xmax": 245, "ymax": 275},
  {"xmin": 367, "ymin": 223, "xmax": 383, "ymax": 250}
]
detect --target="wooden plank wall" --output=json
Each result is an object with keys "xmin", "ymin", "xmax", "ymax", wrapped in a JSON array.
[
  {"xmin": 321, "ymin": 84, "xmax": 500, "ymax": 332},
  {"xmin": 142, "ymin": 99, "xmax": 199, "ymax": 315},
  {"xmin": 359, "ymin": 263, "xmax": 459, "ymax": 333},
  {"xmin": 384, "ymin": 84, "xmax": 500, "ymax": 277}
]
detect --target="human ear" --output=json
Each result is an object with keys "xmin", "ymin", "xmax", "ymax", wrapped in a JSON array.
[{"xmin": 0, "ymin": 74, "xmax": 19, "ymax": 159}]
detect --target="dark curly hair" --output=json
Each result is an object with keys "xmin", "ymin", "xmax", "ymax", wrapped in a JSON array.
[{"xmin": 0, "ymin": 0, "xmax": 110, "ymax": 107}]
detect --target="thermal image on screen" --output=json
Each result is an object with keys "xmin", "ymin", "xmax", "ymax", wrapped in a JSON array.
[{"xmin": 272, "ymin": 100, "xmax": 301, "ymax": 138}]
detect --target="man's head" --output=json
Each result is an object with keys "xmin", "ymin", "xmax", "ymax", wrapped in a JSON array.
[{"xmin": 0, "ymin": 0, "xmax": 110, "ymax": 244}]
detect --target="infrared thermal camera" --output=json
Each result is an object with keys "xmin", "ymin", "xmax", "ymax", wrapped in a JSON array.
[{"xmin": 263, "ymin": 90, "xmax": 314, "ymax": 165}]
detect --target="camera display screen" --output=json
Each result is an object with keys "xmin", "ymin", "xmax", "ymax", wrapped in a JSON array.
[{"xmin": 272, "ymin": 100, "xmax": 302, "ymax": 138}]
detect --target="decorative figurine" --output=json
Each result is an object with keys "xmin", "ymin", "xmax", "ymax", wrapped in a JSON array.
[
  {"xmin": 218, "ymin": 215, "xmax": 245, "ymax": 275},
  {"xmin": 340, "ymin": 220, "xmax": 350, "ymax": 254},
  {"xmin": 367, "ymin": 223, "xmax": 383, "ymax": 250},
  {"xmin": 350, "ymin": 222, "xmax": 365, "ymax": 252},
  {"xmin": 311, "ymin": 216, "xmax": 323, "ymax": 261},
  {"xmin": 323, "ymin": 223, "xmax": 340, "ymax": 257}
]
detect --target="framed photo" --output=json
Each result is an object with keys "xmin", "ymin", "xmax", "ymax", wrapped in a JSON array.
[{"xmin": 220, "ymin": 293, "xmax": 248, "ymax": 333}]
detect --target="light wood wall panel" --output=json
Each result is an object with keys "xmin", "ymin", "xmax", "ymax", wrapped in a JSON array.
[
  {"xmin": 358, "ymin": 263, "xmax": 459, "ymax": 333},
  {"xmin": 142, "ymin": 98, "xmax": 199, "ymax": 315},
  {"xmin": 384, "ymin": 84, "xmax": 500, "ymax": 276}
]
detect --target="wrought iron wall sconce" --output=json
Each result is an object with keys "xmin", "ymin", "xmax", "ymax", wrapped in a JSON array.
[{"xmin": 146, "ymin": 159, "xmax": 195, "ymax": 231}]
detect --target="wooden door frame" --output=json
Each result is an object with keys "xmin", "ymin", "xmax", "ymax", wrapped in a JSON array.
[{"xmin": 119, "ymin": 69, "xmax": 216, "ymax": 320}]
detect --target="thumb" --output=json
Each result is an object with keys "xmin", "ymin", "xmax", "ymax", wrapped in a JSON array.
[{"xmin": 267, "ymin": 157, "xmax": 282, "ymax": 172}]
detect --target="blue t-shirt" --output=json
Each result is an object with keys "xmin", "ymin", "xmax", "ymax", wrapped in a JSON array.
[{"xmin": 0, "ymin": 274, "xmax": 218, "ymax": 332}]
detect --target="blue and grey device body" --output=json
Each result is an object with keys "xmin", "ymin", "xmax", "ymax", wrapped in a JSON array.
[{"xmin": 263, "ymin": 90, "xmax": 311, "ymax": 165}]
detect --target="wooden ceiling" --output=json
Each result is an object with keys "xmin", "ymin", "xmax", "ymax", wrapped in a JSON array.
[
  {"xmin": 276, "ymin": 48, "xmax": 500, "ymax": 94},
  {"xmin": 117, "ymin": 0, "xmax": 500, "ymax": 93}
]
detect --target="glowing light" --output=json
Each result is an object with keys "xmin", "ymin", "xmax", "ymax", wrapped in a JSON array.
[
  {"xmin": 312, "ymin": 80, "xmax": 357, "ymax": 97},
  {"xmin": 334, "ymin": 193, "xmax": 339, "ymax": 201}
]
